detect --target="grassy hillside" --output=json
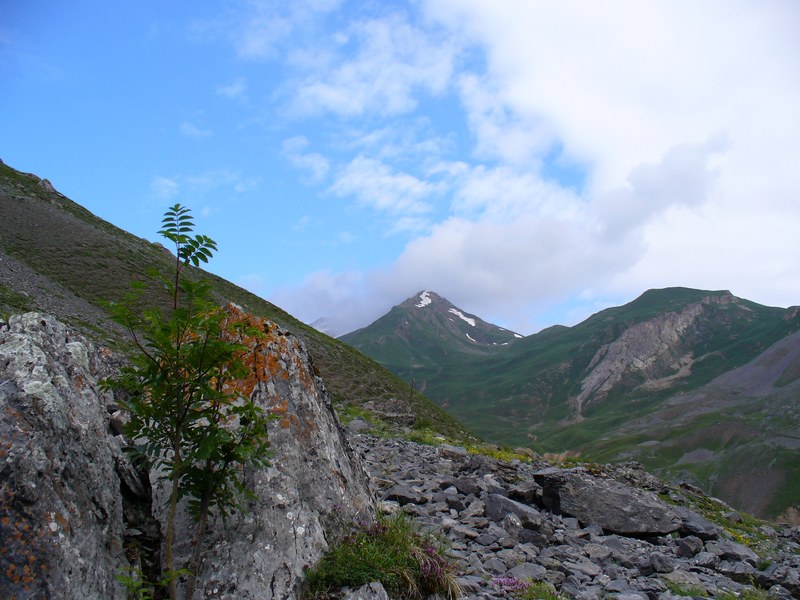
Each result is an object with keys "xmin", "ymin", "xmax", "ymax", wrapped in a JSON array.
[{"xmin": 0, "ymin": 161, "xmax": 472, "ymax": 442}]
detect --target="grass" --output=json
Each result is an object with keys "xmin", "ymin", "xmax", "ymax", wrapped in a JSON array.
[
  {"xmin": 663, "ymin": 579, "xmax": 708, "ymax": 597},
  {"xmin": 304, "ymin": 513, "xmax": 459, "ymax": 600},
  {"xmin": 0, "ymin": 284, "xmax": 34, "ymax": 317},
  {"xmin": 491, "ymin": 577, "xmax": 565, "ymax": 599}
]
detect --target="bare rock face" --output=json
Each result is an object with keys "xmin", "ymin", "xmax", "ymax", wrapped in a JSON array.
[
  {"xmin": 0, "ymin": 313, "xmax": 127, "ymax": 600},
  {"xmin": 534, "ymin": 468, "xmax": 682, "ymax": 536},
  {"xmin": 152, "ymin": 305, "xmax": 373, "ymax": 600},
  {"xmin": 1, "ymin": 311, "xmax": 373, "ymax": 599},
  {"xmin": 572, "ymin": 295, "xmax": 737, "ymax": 415}
]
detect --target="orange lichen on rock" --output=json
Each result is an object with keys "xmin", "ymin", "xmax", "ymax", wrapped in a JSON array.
[{"xmin": 214, "ymin": 304, "xmax": 307, "ymax": 425}]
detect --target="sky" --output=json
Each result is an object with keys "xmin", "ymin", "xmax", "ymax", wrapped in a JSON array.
[{"xmin": 2, "ymin": 1, "xmax": 799, "ymax": 336}]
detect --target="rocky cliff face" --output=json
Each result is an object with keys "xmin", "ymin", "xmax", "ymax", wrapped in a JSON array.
[
  {"xmin": 573, "ymin": 295, "xmax": 736, "ymax": 416},
  {"xmin": 0, "ymin": 312, "xmax": 371, "ymax": 600}
]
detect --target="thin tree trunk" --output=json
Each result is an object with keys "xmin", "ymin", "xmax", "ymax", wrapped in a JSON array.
[
  {"xmin": 183, "ymin": 489, "xmax": 212, "ymax": 600},
  {"xmin": 165, "ymin": 455, "xmax": 183, "ymax": 600}
]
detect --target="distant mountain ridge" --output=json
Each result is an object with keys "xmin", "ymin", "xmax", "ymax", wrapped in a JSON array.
[{"xmin": 342, "ymin": 287, "xmax": 800, "ymax": 519}]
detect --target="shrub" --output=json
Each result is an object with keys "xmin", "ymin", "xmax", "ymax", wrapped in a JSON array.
[{"xmin": 304, "ymin": 512, "xmax": 459, "ymax": 599}]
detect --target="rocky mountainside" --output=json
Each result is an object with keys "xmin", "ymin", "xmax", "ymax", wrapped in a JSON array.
[
  {"xmin": 340, "ymin": 291, "xmax": 522, "ymax": 384},
  {"xmin": 0, "ymin": 160, "xmax": 469, "ymax": 441},
  {"xmin": 343, "ymin": 288, "xmax": 800, "ymax": 520},
  {"xmin": 3, "ymin": 312, "xmax": 800, "ymax": 599}
]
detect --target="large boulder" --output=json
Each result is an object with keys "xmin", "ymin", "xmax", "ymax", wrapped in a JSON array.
[
  {"xmin": 0, "ymin": 313, "xmax": 127, "ymax": 600},
  {"xmin": 533, "ymin": 468, "xmax": 681, "ymax": 536},
  {"xmin": 151, "ymin": 305, "xmax": 373, "ymax": 599}
]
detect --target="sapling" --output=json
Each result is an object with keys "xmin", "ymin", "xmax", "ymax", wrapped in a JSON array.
[{"xmin": 106, "ymin": 204, "xmax": 270, "ymax": 600}]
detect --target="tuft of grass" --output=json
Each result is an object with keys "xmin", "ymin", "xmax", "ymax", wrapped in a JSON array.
[
  {"xmin": 491, "ymin": 577, "xmax": 565, "ymax": 599},
  {"xmin": 663, "ymin": 579, "xmax": 708, "ymax": 597},
  {"xmin": 304, "ymin": 513, "xmax": 459, "ymax": 600},
  {"xmin": 716, "ymin": 586, "xmax": 776, "ymax": 600}
]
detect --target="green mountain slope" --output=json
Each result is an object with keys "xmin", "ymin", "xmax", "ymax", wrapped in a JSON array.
[
  {"xmin": 340, "ymin": 290, "xmax": 521, "ymax": 387},
  {"xmin": 343, "ymin": 286, "xmax": 800, "ymax": 518},
  {"xmin": 0, "ymin": 161, "xmax": 471, "ymax": 441}
]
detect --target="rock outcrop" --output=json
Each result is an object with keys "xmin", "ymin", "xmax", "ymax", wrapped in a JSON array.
[
  {"xmin": 1, "ymin": 312, "xmax": 372, "ymax": 599},
  {"xmin": 0, "ymin": 313, "xmax": 127, "ymax": 599},
  {"xmin": 573, "ymin": 300, "xmax": 714, "ymax": 415},
  {"xmin": 154, "ymin": 305, "xmax": 373, "ymax": 599}
]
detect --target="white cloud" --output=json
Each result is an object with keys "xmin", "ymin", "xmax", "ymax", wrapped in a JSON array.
[
  {"xmin": 277, "ymin": 132, "xmax": 768, "ymax": 334},
  {"xmin": 290, "ymin": 14, "xmax": 456, "ymax": 117},
  {"xmin": 270, "ymin": 269, "xmax": 390, "ymax": 336},
  {"xmin": 236, "ymin": 2, "xmax": 800, "ymax": 332},
  {"xmin": 180, "ymin": 122, "xmax": 213, "ymax": 138},
  {"xmin": 282, "ymin": 136, "xmax": 330, "ymax": 183},
  {"xmin": 216, "ymin": 77, "xmax": 247, "ymax": 100},
  {"xmin": 329, "ymin": 156, "xmax": 439, "ymax": 218},
  {"xmin": 151, "ymin": 176, "xmax": 179, "ymax": 200}
]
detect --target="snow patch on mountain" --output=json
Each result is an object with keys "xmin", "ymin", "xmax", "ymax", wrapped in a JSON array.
[
  {"xmin": 466, "ymin": 332, "xmax": 476, "ymax": 342},
  {"xmin": 449, "ymin": 308, "xmax": 476, "ymax": 326},
  {"xmin": 416, "ymin": 291, "xmax": 432, "ymax": 308}
]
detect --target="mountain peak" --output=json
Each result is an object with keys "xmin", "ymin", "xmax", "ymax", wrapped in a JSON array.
[
  {"xmin": 341, "ymin": 291, "xmax": 523, "ymax": 379},
  {"xmin": 413, "ymin": 290, "xmax": 435, "ymax": 308},
  {"xmin": 410, "ymin": 290, "xmax": 447, "ymax": 309}
]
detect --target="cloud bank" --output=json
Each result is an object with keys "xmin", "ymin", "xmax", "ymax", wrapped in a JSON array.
[{"xmin": 239, "ymin": 1, "xmax": 800, "ymax": 335}]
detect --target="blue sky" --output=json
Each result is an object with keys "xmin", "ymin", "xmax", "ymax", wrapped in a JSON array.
[{"xmin": 2, "ymin": 1, "xmax": 799, "ymax": 336}]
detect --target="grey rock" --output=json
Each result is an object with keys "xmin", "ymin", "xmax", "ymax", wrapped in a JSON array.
[
  {"xmin": 346, "ymin": 418, "xmax": 372, "ymax": 433},
  {"xmin": 507, "ymin": 562, "xmax": 547, "ymax": 580},
  {"xmin": 149, "ymin": 309, "xmax": 373, "ymax": 599},
  {"xmin": 482, "ymin": 557, "xmax": 507, "ymax": 574},
  {"xmin": 564, "ymin": 558, "xmax": 603, "ymax": 578},
  {"xmin": 693, "ymin": 551, "xmax": 720, "ymax": 569},
  {"xmin": 649, "ymin": 551, "xmax": 675, "ymax": 573},
  {"xmin": 484, "ymin": 493, "xmax": 544, "ymax": 529},
  {"xmin": 535, "ymin": 469, "xmax": 681, "ymax": 536},
  {"xmin": 438, "ymin": 444, "xmax": 469, "ymax": 461},
  {"xmin": 673, "ymin": 506, "xmax": 723, "ymax": 540},
  {"xmin": 447, "ymin": 476, "xmax": 481, "ymax": 497},
  {"xmin": 675, "ymin": 535, "xmax": 703, "ymax": 557},
  {"xmin": 341, "ymin": 581, "xmax": 390, "ymax": 600},
  {"xmin": 508, "ymin": 481, "xmax": 541, "ymax": 504},
  {"xmin": 461, "ymin": 498, "xmax": 486, "ymax": 518},
  {"xmin": 604, "ymin": 579, "xmax": 634, "ymax": 593},
  {"xmin": 456, "ymin": 575, "xmax": 484, "ymax": 593},
  {"xmin": 705, "ymin": 539, "xmax": 760, "ymax": 566},
  {"xmin": 0, "ymin": 313, "xmax": 127, "ymax": 600},
  {"xmin": 383, "ymin": 484, "xmax": 427, "ymax": 506}
]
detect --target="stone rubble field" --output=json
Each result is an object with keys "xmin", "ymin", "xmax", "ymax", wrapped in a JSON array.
[{"xmin": 351, "ymin": 433, "xmax": 800, "ymax": 599}]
